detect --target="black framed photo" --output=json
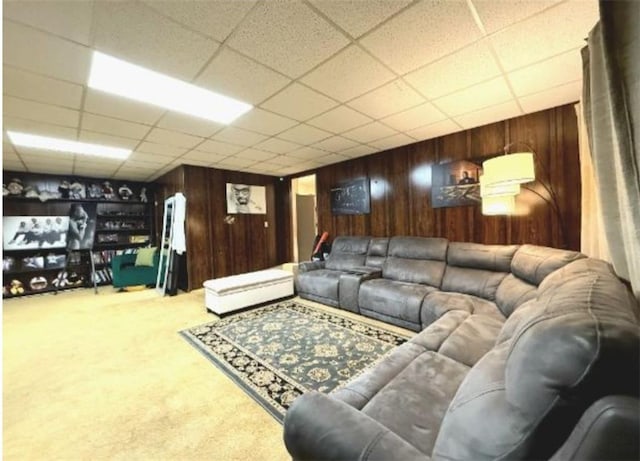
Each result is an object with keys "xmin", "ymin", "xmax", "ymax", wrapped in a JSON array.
[
  {"xmin": 330, "ymin": 178, "xmax": 371, "ymax": 215},
  {"xmin": 431, "ymin": 159, "xmax": 483, "ymax": 208}
]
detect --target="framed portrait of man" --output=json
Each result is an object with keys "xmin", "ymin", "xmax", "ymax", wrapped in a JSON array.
[{"xmin": 226, "ymin": 183, "xmax": 267, "ymax": 214}]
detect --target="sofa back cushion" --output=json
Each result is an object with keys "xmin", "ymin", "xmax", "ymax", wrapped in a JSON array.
[
  {"xmin": 433, "ymin": 258, "xmax": 640, "ymax": 460},
  {"xmin": 441, "ymin": 243, "xmax": 518, "ymax": 300},
  {"xmin": 383, "ymin": 237, "xmax": 448, "ymax": 286},
  {"xmin": 511, "ymin": 244, "xmax": 585, "ymax": 285},
  {"xmin": 365, "ymin": 238, "xmax": 389, "ymax": 268},
  {"xmin": 324, "ymin": 236, "xmax": 370, "ymax": 271}
]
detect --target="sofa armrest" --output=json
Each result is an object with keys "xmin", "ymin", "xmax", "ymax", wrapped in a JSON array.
[
  {"xmin": 284, "ymin": 391, "xmax": 428, "ymax": 461},
  {"xmin": 298, "ymin": 260, "xmax": 325, "ymax": 273},
  {"xmin": 550, "ymin": 395, "xmax": 640, "ymax": 460},
  {"xmin": 339, "ymin": 270, "xmax": 382, "ymax": 313}
]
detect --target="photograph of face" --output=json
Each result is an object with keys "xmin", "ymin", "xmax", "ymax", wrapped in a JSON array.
[{"xmin": 226, "ymin": 183, "xmax": 267, "ymax": 214}]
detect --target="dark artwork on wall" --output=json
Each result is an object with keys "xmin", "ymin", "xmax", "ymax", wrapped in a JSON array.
[
  {"xmin": 431, "ymin": 159, "xmax": 483, "ymax": 208},
  {"xmin": 67, "ymin": 203, "xmax": 97, "ymax": 250},
  {"xmin": 330, "ymin": 178, "xmax": 371, "ymax": 215}
]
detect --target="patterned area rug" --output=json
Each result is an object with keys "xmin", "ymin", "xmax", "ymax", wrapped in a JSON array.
[{"xmin": 180, "ymin": 300, "xmax": 410, "ymax": 423}]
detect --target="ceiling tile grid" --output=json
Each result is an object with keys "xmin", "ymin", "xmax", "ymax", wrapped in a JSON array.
[{"xmin": 2, "ymin": 0, "xmax": 599, "ymax": 180}]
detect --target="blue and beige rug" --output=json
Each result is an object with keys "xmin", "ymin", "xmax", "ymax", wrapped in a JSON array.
[{"xmin": 180, "ymin": 300, "xmax": 410, "ymax": 422}]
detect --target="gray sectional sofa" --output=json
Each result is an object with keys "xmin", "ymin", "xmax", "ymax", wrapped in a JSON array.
[{"xmin": 287, "ymin": 236, "xmax": 640, "ymax": 460}]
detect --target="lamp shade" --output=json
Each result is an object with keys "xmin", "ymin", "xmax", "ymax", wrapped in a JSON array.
[
  {"xmin": 482, "ymin": 195, "xmax": 515, "ymax": 215},
  {"xmin": 479, "ymin": 174, "xmax": 520, "ymax": 197},
  {"xmin": 482, "ymin": 152, "xmax": 535, "ymax": 186}
]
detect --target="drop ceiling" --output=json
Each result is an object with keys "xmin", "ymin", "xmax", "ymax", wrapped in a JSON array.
[{"xmin": 2, "ymin": 0, "xmax": 598, "ymax": 181}]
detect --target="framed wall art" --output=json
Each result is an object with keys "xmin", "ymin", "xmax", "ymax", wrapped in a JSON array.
[{"xmin": 330, "ymin": 178, "xmax": 371, "ymax": 215}]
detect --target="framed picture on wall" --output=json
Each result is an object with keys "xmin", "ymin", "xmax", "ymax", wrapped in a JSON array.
[
  {"xmin": 3, "ymin": 216, "xmax": 69, "ymax": 250},
  {"xmin": 226, "ymin": 183, "xmax": 267, "ymax": 214},
  {"xmin": 431, "ymin": 159, "xmax": 483, "ymax": 208},
  {"xmin": 330, "ymin": 178, "xmax": 371, "ymax": 215}
]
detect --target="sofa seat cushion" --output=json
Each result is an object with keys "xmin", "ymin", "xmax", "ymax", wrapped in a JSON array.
[
  {"xmin": 421, "ymin": 291, "xmax": 505, "ymax": 327},
  {"xmin": 359, "ymin": 278, "xmax": 436, "ymax": 325},
  {"xmin": 295, "ymin": 269, "xmax": 342, "ymax": 301},
  {"xmin": 413, "ymin": 313, "xmax": 505, "ymax": 367},
  {"xmin": 361, "ymin": 350, "xmax": 470, "ymax": 456}
]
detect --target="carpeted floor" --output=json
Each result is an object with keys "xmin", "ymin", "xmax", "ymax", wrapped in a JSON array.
[
  {"xmin": 181, "ymin": 300, "xmax": 409, "ymax": 422},
  {"xmin": 3, "ymin": 288, "xmax": 413, "ymax": 460}
]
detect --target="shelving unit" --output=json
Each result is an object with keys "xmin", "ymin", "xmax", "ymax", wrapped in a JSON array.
[{"xmin": 3, "ymin": 172, "xmax": 155, "ymax": 298}]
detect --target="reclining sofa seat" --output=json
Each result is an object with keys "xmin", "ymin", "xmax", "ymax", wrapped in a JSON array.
[
  {"xmin": 294, "ymin": 236, "xmax": 370, "ymax": 307},
  {"xmin": 285, "ymin": 242, "xmax": 640, "ymax": 460}
]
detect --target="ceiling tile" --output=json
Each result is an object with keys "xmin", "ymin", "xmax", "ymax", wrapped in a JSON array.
[
  {"xmin": 380, "ymin": 102, "xmax": 447, "ymax": 131},
  {"xmin": 24, "ymin": 161, "xmax": 74, "ymax": 175},
  {"xmin": 235, "ymin": 148, "xmax": 279, "ymax": 162},
  {"xmin": 84, "ymin": 89, "xmax": 166, "ymax": 125},
  {"xmin": 342, "ymin": 121, "xmax": 398, "ymax": 143},
  {"xmin": 278, "ymin": 124, "xmax": 332, "ymax": 145},
  {"xmin": 3, "ymin": 150, "xmax": 19, "ymax": 161},
  {"xmin": 309, "ymin": 0, "xmax": 412, "ymax": 38},
  {"xmin": 254, "ymin": 137, "xmax": 302, "ymax": 154},
  {"xmin": 3, "ymin": 117, "xmax": 77, "ymax": 139},
  {"xmin": 3, "ymin": 21, "xmax": 91, "ymax": 84},
  {"xmin": 78, "ymin": 131, "xmax": 139, "ymax": 149},
  {"xmin": 360, "ymin": 0, "xmax": 482, "ymax": 74},
  {"xmin": 226, "ymin": 1, "xmax": 350, "ymax": 78},
  {"xmin": 307, "ymin": 106, "xmax": 372, "ymax": 134},
  {"xmin": 368, "ymin": 133, "xmax": 416, "ymax": 151},
  {"xmin": 489, "ymin": 0, "xmax": 598, "ymax": 71},
  {"xmin": 3, "ymin": 66, "xmax": 83, "ymax": 109},
  {"xmin": 4, "ymin": 96, "xmax": 79, "ymax": 128},
  {"xmin": 301, "ymin": 45, "xmax": 395, "ymax": 102},
  {"xmin": 16, "ymin": 147, "xmax": 75, "ymax": 163},
  {"xmin": 3, "ymin": 159, "xmax": 27, "ymax": 172},
  {"xmin": 129, "ymin": 151, "xmax": 177, "ymax": 163},
  {"xmin": 260, "ymin": 83, "xmax": 338, "ymax": 121},
  {"xmin": 472, "ymin": 0, "xmax": 563, "ymax": 34},
  {"xmin": 347, "ymin": 79, "xmax": 426, "ymax": 119},
  {"xmin": 433, "ymin": 77, "xmax": 514, "ymax": 117},
  {"xmin": 407, "ymin": 119, "xmax": 462, "ymax": 141},
  {"xmin": 312, "ymin": 136, "xmax": 359, "ymax": 153},
  {"xmin": 233, "ymin": 108, "xmax": 298, "ymax": 136},
  {"xmin": 81, "ymin": 113, "xmax": 150, "ymax": 140},
  {"xmin": 453, "ymin": 100, "xmax": 523, "ymax": 130},
  {"xmin": 137, "ymin": 142, "xmax": 186, "ymax": 157},
  {"xmin": 279, "ymin": 158, "xmax": 322, "ymax": 171},
  {"xmin": 197, "ymin": 139, "xmax": 245, "ymax": 155},
  {"xmin": 260, "ymin": 155, "xmax": 291, "ymax": 166},
  {"xmin": 518, "ymin": 80, "xmax": 582, "ymax": 114},
  {"xmin": 316, "ymin": 153, "xmax": 349, "ymax": 165},
  {"xmin": 249, "ymin": 161, "xmax": 285, "ymax": 172},
  {"xmin": 145, "ymin": 127, "xmax": 204, "ymax": 149},
  {"xmin": 287, "ymin": 147, "xmax": 330, "ymax": 161},
  {"xmin": 4, "ymin": 0, "xmax": 93, "ymax": 45},
  {"xmin": 156, "ymin": 112, "xmax": 223, "ymax": 138},
  {"xmin": 93, "ymin": 1, "xmax": 219, "ymax": 81},
  {"xmin": 341, "ymin": 144, "xmax": 379, "ymax": 158},
  {"xmin": 216, "ymin": 156, "xmax": 255, "ymax": 168},
  {"xmin": 211, "ymin": 126, "xmax": 268, "ymax": 146},
  {"xmin": 508, "ymin": 49, "xmax": 582, "ymax": 97},
  {"xmin": 196, "ymin": 47, "xmax": 291, "ymax": 105},
  {"xmin": 142, "ymin": 0, "xmax": 257, "ymax": 42},
  {"xmin": 404, "ymin": 41, "xmax": 502, "ymax": 100},
  {"xmin": 181, "ymin": 150, "xmax": 228, "ymax": 164},
  {"xmin": 177, "ymin": 158, "xmax": 213, "ymax": 168}
]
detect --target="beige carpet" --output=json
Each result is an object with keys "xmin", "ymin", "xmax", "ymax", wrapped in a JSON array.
[
  {"xmin": 3, "ymin": 288, "xmax": 412, "ymax": 460},
  {"xmin": 3, "ymin": 288, "xmax": 291, "ymax": 461}
]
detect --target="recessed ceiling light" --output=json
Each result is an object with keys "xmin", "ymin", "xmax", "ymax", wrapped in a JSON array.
[
  {"xmin": 88, "ymin": 51, "xmax": 253, "ymax": 124},
  {"xmin": 6, "ymin": 131, "xmax": 131, "ymax": 160}
]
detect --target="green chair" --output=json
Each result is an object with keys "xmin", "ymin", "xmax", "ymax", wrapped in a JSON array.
[{"xmin": 111, "ymin": 251, "xmax": 160, "ymax": 289}]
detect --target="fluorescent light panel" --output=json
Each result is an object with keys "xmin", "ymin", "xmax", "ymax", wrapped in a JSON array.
[
  {"xmin": 88, "ymin": 51, "xmax": 253, "ymax": 124},
  {"xmin": 7, "ymin": 131, "xmax": 131, "ymax": 160}
]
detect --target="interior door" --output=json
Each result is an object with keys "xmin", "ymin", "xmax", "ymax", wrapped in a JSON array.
[{"xmin": 296, "ymin": 194, "xmax": 316, "ymax": 262}]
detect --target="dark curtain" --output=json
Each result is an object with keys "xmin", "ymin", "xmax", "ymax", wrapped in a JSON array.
[{"xmin": 582, "ymin": 0, "xmax": 640, "ymax": 300}]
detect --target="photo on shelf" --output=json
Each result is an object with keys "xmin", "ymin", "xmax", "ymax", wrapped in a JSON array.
[
  {"xmin": 67, "ymin": 203, "xmax": 97, "ymax": 250},
  {"xmin": 22, "ymin": 256, "xmax": 45, "ymax": 270},
  {"xmin": 29, "ymin": 276, "xmax": 49, "ymax": 291},
  {"xmin": 45, "ymin": 254, "xmax": 66, "ymax": 269},
  {"xmin": 3, "ymin": 256, "xmax": 17, "ymax": 272},
  {"xmin": 3, "ymin": 216, "xmax": 69, "ymax": 250}
]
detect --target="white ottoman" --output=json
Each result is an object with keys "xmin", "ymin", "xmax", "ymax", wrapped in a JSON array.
[{"xmin": 203, "ymin": 268, "xmax": 294, "ymax": 315}]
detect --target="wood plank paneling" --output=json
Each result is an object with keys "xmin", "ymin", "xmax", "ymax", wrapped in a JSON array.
[
  {"xmin": 155, "ymin": 165, "xmax": 290, "ymax": 291},
  {"xmin": 313, "ymin": 105, "xmax": 581, "ymax": 250}
]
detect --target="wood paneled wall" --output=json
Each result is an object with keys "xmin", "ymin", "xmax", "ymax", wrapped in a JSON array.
[
  {"xmin": 312, "ymin": 104, "xmax": 581, "ymax": 250},
  {"xmin": 155, "ymin": 165, "xmax": 287, "ymax": 290}
]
